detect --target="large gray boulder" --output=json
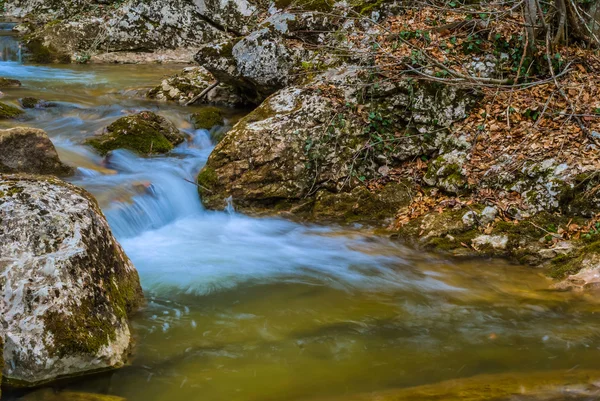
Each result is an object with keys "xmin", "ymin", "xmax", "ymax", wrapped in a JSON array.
[
  {"xmin": 195, "ymin": 11, "xmax": 341, "ymax": 103},
  {"xmin": 197, "ymin": 66, "xmax": 478, "ymax": 219},
  {"xmin": 0, "ymin": 175, "xmax": 144, "ymax": 386},
  {"xmin": 0, "ymin": 127, "xmax": 73, "ymax": 176},
  {"xmin": 9, "ymin": 0, "xmax": 260, "ymax": 62}
]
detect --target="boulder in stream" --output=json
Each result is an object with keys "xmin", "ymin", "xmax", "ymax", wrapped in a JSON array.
[
  {"xmin": 86, "ymin": 111, "xmax": 186, "ymax": 156},
  {"xmin": 0, "ymin": 102, "xmax": 24, "ymax": 119},
  {"xmin": 197, "ymin": 66, "xmax": 478, "ymax": 220},
  {"xmin": 0, "ymin": 127, "xmax": 73, "ymax": 176},
  {"xmin": 0, "ymin": 174, "xmax": 145, "ymax": 386},
  {"xmin": 0, "ymin": 77, "xmax": 22, "ymax": 88},
  {"xmin": 20, "ymin": 97, "xmax": 54, "ymax": 109}
]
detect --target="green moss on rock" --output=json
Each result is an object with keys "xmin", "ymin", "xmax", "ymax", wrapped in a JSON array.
[
  {"xmin": 20, "ymin": 97, "xmax": 40, "ymax": 109},
  {"xmin": 0, "ymin": 77, "xmax": 22, "ymax": 88},
  {"xmin": 274, "ymin": 0, "xmax": 334, "ymax": 11},
  {"xmin": 191, "ymin": 107, "xmax": 224, "ymax": 130},
  {"xmin": 197, "ymin": 166, "xmax": 219, "ymax": 196},
  {"xmin": 26, "ymin": 39, "xmax": 71, "ymax": 64},
  {"xmin": 0, "ymin": 102, "xmax": 24, "ymax": 119},
  {"xmin": 86, "ymin": 111, "xmax": 185, "ymax": 156}
]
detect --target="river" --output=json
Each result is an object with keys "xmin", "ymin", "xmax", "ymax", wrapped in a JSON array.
[{"xmin": 2, "ymin": 44, "xmax": 600, "ymax": 401}]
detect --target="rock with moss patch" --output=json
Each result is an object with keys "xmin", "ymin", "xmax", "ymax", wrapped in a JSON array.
[
  {"xmin": 0, "ymin": 127, "xmax": 73, "ymax": 176},
  {"xmin": 86, "ymin": 111, "xmax": 186, "ymax": 156},
  {"xmin": 20, "ymin": 97, "xmax": 54, "ymax": 109},
  {"xmin": 147, "ymin": 67, "xmax": 243, "ymax": 107},
  {"xmin": 0, "ymin": 174, "xmax": 144, "ymax": 386},
  {"xmin": 0, "ymin": 102, "xmax": 25, "ymax": 119},
  {"xmin": 191, "ymin": 107, "xmax": 225, "ymax": 130},
  {"xmin": 0, "ymin": 77, "xmax": 22, "ymax": 88},
  {"xmin": 195, "ymin": 11, "xmax": 341, "ymax": 103},
  {"xmin": 197, "ymin": 66, "xmax": 477, "ymax": 219}
]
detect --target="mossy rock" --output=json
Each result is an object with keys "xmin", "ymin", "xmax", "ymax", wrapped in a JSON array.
[
  {"xmin": 0, "ymin": 102, "xmax": 24, "ymax": 119},
  {"xmin": 274, "ymin": 0, "xmax": 334, "ymax": 11},
  {"xmin": 20, "ymin": 97, "xmax": 41, "ymax": 109},
  {"xmin": 25, "ymin": 39, "xmax": 71, "ymax": 64},
  {"xmin": 312, "ymin": 182, "xmax": 414, "ymax": 224},
  {"xmin": 191, "ymin": 107, "xmax": 225, "ymax": 130},
  {"xmin": 0, "ymin": 174, "xmax": 144, "ymax": 386},
  {"xmin": 86, "ymin": 111, "xmax": 185, "ymax": 156},
  {"xmin": 0, "ymin": 77, "xmax": 22, "ymax": 88}
]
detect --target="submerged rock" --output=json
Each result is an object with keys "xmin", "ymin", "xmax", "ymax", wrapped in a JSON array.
[
  {"xmin": 324, "ymin": 370, "xmax": 600, "ymax": 401},
  {"xmin": 21, "ymin": 388, "xmax": 125, "ymax": 401},
  {"xmin": 147, "ymin": 67, "xmax": 243, "ymax": 107},
  {"xmin": 0, "ymin": 102, "xmax": 24, "ymax": 119},
  {"xmin": 0, "ymin": 127, "xmax": 73, "ymax": 176},
  {"xmin": 85, "ymin": 111, "xmax": 186, "ymax": 155},
  {"xmin": 191, "ymin": 107, "xmax": 224, "ymax": 130},
  {"xmin": 20, "ymin": 97, "xmax": 54, "ymax": 109},
  {"xmin": 0, "ymin": 174, "xmax": 144, "ymax": 386},
  {"xmin": 0, "ymin": 77, "xmax": 22, "ymax": 88}
]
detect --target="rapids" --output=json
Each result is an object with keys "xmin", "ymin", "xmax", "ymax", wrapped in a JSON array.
[{"xmin": 2, "ymin": 37, "xmax": 600, "ymax": 401}]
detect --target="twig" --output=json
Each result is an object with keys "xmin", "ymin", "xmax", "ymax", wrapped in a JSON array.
[{"xmin": 184, "ymin": 81, "xmax": 221, "ymax": 106}]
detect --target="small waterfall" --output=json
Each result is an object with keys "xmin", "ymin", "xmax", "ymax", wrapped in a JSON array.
[{"xmin": 0, "ymin": 22, "xmax": 21, "ymax": 63}]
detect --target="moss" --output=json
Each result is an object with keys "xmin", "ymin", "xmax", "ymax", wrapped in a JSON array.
[
  {"xmin": 0, "ymin": 103, "xmax": 24, "ymax": 119},
  {"xmin": 44, "ymin": 299, "xmax": 117, "ymax": 358},
  {"xmin": 191, "ymin": 107, "xmax": 224, "ymax": 130},
  {"xmin": 350, "ymin": 0, "xmax": 385, "ymax": 14},
  {"xmin": 25, "ymin": 38, "xmax": 71, "ymax": 64},
  {"xmin": 548, "ymin": 254, "xmax": 583, "ymax": 279},
  {"xmin": 274, "ymin": 0, "xmax": 334, "ymax": 11},
  {"xmin": 0, "ymin": 77, "xmax": 22, "ymax": 88},
  {"xmin": 85, "ymin": 112, "xmax": 182, "ymax": 156},
  {"xmin": 423, "ymin": 229, "xmax": 480, "ymax": 252},
  {"xmin": 197, "ymin": 167, "xmax": 219, "ymax": 193},
  {"xmin": 20, "ymin": 97, "xmax": 40, "ymax": 109}
]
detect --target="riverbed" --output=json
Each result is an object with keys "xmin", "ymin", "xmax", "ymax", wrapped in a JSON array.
[{"xmin": 2, "ymin": 60, "xmax": 600, "ymax": 400}]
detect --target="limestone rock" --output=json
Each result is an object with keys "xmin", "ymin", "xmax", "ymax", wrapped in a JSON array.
[
  {"xmin": 9, "ymin": 0, "xmax": 258, "ymax": 62},
  {"xmin": 196, "ymin": 11, "xmax": 339, "ymax": 103},
  {"xmin": 197, "ymin": 66, "xmax": 477, "ymax": 217},
  {"xmin": 0, "ymin": 127, "xmax": 73, "ymax": 176},
  {"xmin": 0, "ymin": 174, "xmax": 144, "ymax": 386},
  {"xmin": 147, "ymin": 67, "xmax": 243, "ymax": 107},
  {"xmin": 85, "ymin": 111, "xmax": 186, "ymax": 155}
]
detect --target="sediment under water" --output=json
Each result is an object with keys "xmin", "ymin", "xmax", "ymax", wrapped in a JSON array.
[{"xmin": 2, "ymin": 59, "xmax": 600, "ymax": 401}]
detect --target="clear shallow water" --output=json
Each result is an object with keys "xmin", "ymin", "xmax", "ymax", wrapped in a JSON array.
[{"xmin": 3, "ymin": 61, "xmax": 600, "ymax": 401}]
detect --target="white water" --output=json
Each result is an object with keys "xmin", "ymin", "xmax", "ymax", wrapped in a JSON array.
[{"xmin": 66, "ymin": 128, "xmax": 452, "ymax": 297}]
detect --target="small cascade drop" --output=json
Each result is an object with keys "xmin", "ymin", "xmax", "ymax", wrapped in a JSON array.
[{"xmin": 0, "ymin": 22, "xmax": 21, "ymax": 63}]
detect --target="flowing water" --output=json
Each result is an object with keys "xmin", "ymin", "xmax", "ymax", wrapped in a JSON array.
[{"xmin": 3, "ymin": 42, "xmax": 600, "ymax": 400}]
